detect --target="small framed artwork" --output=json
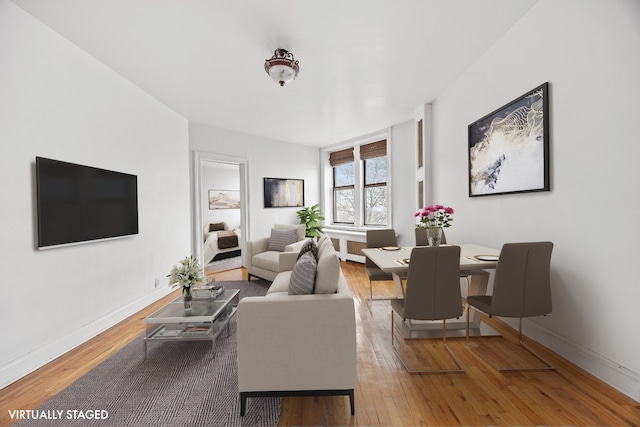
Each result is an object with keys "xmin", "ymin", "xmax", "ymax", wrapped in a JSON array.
[
  {"xmin": 468, "ymin": 82, "xmax": 550, "ymax": 197},
  {"xmin": 208, "ymin": 190, "xmax": 240, "ymax": 209},
  {"xmin": 263, "ymin": 178, "xmax": 305, "ymax": 208}
]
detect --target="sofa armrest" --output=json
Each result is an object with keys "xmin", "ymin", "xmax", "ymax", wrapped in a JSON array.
[
  {"xmin": 237, "ymin": 291, "xmax": 356, "ymax": 393},
  {"xmin": 278, "ymin": 251, "xmax": 299, "ymax": 272},
  {"xmin": 245, "ymin": 237, "xmax": 270, "ymax": 268},
  {"xmin": 285, "ymin": 238, "xmax": 310, "ymax": 252}
]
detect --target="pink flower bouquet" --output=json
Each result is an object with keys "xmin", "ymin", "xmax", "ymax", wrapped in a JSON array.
[{"xmin": 414, "ymin": 204, "xmax": 454, "ymax": 228}]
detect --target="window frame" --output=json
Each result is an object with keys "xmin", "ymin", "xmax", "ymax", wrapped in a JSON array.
[
  {"xmin": 362, "ymin": 157, "xmax": 388, "ymax": 226},
  {"xmin": 332, "ymin": 162, "xmax": 356, "ymax": 224},
  {"xmin": 324, "ymin": 131, "xmax": 392, "ymax": 229}
]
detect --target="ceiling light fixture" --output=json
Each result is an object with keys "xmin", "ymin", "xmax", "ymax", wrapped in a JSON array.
[{"xmin": 264, "ymin": 49, "xmax": 300, "ymax": 87}]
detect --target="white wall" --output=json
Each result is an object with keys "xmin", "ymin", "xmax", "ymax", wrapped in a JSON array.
[
  {"xmin": 389, "ymin": 120, "xmax": 417, "ymax": 247},
  {"xmin": 0, "ymin": 1, "xmax": 191, "ymax": 388},
  {"xmin": 189, "ymin": 122, "xmax": 321, "ymax": 243},
  {"xmin": 432, "ymin": 0, "xmax": 640, "ymax": 400}
]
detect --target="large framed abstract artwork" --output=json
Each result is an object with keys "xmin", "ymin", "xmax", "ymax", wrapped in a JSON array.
[
  {"xmin": 468, "ymin": 82, "xmax": 550, "ymax": 197},
  {"xmin": 263, "ymin": 177, "xmax": 305, "ymax": 208}
]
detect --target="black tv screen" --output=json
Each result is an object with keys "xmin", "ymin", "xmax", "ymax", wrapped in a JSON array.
[{"xmin": 36, "ymin": 157, "xmax": 139, "ymax": 248}]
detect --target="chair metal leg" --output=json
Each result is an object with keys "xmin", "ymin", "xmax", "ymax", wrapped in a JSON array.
[
  {"xmin": 367, "ymin": 279, "xmax": 397, "ymax": 314},
  {"xmin": 466, "ymin": 306, "xmax": 555, "ymax": 371},
  {"xmin": 442, "ymin": 319, "xmax": 465, "ymax": 373},
  {"xmin": 515, "ymin": 318, "xmax": 556, "ymax": 371},
  {"xmin": 392, "ymin": 312, "xmax": 464, "ymax": 374}
]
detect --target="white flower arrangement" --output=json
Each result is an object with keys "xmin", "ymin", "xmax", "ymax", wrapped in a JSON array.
[{"xmin": 167, "ymin": 255, "xmax": 205, "ymax": 295}]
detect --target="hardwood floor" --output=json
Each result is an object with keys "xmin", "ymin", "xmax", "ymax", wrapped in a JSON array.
[{"xmin": 1, "ymin": 262, "xmax": 639, "ymax": 426}]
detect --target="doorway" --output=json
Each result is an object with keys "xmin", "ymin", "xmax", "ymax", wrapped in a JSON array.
[{"xmin": 192, "ymin": 151, "xmax": 249, "ymax": 271}]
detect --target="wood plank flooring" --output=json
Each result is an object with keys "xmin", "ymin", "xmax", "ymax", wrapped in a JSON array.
[{"xmin": 1, "ymin": 262, "xmax": 639, "ymax": 426}]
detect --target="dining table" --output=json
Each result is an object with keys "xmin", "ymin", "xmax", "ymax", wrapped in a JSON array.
[{"xmin": 361, "ymin": 243, "xmax": 501, "ymax": 338}]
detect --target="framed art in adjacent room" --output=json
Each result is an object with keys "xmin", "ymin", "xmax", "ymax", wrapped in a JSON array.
[
  {"xmin": 263, "ymin": 178, "xmax": 304, "ymax": 208},
  {"xmin": 468, "ymin": 82, "xmax": 550, "ymax": 197},
  {"xmin": 208, "ymin": 190, "xmax": 240, "ymax": 209}
]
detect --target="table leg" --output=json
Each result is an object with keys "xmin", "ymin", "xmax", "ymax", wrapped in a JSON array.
[{"xmin": 392, "ymin": 272, "xmax": 405, "ymax": 299}]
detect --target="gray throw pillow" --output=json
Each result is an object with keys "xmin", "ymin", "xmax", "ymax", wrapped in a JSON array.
[
  {"xmin": 288, "ymin": 251, "xmax": 317, "ymax": 295},
  {"xmin": 297, "ymin": 238, "xmax": 318, "ymax": 261},
  {"xmin": 267, "ymin": 228, "xmax": 298, "ymax": 252}
]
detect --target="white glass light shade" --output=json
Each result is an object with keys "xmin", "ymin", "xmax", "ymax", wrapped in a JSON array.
[
  {"xmin": 268, "ymin": 64, "xmax": 297, "ymax": 86},
  {"xmin": 264, "ymin": 49, "xmax": 300, "ymax": 86}
]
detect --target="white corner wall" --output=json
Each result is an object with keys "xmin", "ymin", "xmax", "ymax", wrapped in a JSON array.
[
  {"xmin": 0, "ymin": 1, "xmax": 191, "ymax": 388},
  {"xmin": 432, "ymin": 0, "xmax": 640, "ymax": 400},
  {"xmin": 390, "ymin": 120, "xmax": 417, "ymax": 247},
  {"xmin": 188, "ymin": 122, "xmax": 321, "ymax": 243}
]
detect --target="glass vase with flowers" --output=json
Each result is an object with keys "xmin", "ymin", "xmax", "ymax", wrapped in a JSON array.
[
  {"xmin": 167, "ymin": 255, "xmax": 205, "ymax": 309},
  {"xmin": 414, "ymin": 204, "xmax": 454, "ymax": 246}
]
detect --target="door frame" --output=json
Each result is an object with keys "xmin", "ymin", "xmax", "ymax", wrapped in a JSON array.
[{"xmin": 192, "ymin": 150, "xmax": 249, "ymax": 266}]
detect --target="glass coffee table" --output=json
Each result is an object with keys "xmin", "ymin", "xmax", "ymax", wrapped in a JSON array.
[{"xmin": 143, "ymin": 288, "xmax": 240, "ymax": 359}]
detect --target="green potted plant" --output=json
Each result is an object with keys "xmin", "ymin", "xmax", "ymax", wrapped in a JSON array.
[{"xmin": 296, "ymin": 203, "xmax": 325, "ymax": 238}]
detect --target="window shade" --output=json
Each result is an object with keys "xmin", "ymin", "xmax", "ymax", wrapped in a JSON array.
[
  {"xmin": 359, "ymin": 140, "xmax": 387, "ymax": 160},
  {"xmin": 329, "ymin": 147, "xmax": 355, "ymax": 166}
]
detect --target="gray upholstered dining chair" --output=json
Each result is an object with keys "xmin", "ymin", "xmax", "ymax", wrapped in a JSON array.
[
  {"xmin": 365, "ymin": 229, "xmax": 397, "ymax": 311},
  {"xmin": 415, "ymin": 228, "xmax": 471, "ymax": 307},
  {"xmin": 391, "ymin": 246, "xmax": 464, "ymax": 373},
  {"xmin": 466, "ymin": 241, "xmax": 555, "ymax": 371}
]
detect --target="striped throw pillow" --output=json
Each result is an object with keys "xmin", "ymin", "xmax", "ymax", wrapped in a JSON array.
[
  {"xmin": 267, "ymin": 228, "xmax": 298, "ymax": 252},
  {"xmin": 288, "ymin": 251, "xmax": 317, "ymax": 295}
]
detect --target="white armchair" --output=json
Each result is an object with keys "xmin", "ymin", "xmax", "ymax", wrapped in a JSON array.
[{"xmin": 245, "ymin": 224, "xmax": 306, "ymax": 281}]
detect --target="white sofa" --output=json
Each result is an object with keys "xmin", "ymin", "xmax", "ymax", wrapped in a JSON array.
[
  {"xmin": 237, "ymin": 236, "xmax": 357, "ymax": 416},
  {"xmin": 245, "ymin": 223, "xmax": 306, "ymax": 282}
]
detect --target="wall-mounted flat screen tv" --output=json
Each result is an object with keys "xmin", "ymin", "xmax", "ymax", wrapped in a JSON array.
[{"xmin": 36, "ymin": 157, "xmax": 139, "ymax": 248}]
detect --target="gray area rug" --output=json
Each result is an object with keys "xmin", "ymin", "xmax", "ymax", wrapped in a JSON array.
[
  {"xmin": 16, "ymin": 280, "xmax": 279, "ymax": 427},
  {"xmin": 204, "ymin": 256, "xmax": 242, "ymax": 274}
]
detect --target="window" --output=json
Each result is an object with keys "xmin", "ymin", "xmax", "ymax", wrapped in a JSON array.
[
  {"xmin": 333, "ymin": 162, "xmax": 355, "ymax": 223},
  {"xmin": 329, "ymin": 139, "xmax": 389, "ymax": 227},
  {"xmin": 361, "ymin": 140, "xmax": 388, "ymax": 225},
  {"xmin": 364, "ymin": 157, "xmax": 387, "ymax": 225},
  {"xmin": 330, "ymin": 148, "xmax": 355, "ymax": 224}
]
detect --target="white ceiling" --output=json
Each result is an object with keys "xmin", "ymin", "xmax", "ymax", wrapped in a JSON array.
[{"xmin": 11, "ymin": 0, "xmax": 539, "ymax": 147}]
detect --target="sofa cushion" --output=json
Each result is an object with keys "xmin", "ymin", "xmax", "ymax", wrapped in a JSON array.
[
  {"xmin": 252, "ymin": 251, "xmax": 281, "ymax": 272},
  {"xmin": 288, "ymin": 252, "xmax": 317, "ymax": 295},
  {"xmin": 314, "ymin": 250, "xmax": 340, "ymax": 294},
  {"xmin": 317, "ymin": 234, "xmax": 329, "ymax": 246},
  {"xmin": 297, "ymin": 238, "xmax": 318, "ymax": 261},
  {"xmin": 320, "ymin": 236, "xmax": 336, "ymax": 254},
  {"xmin": 266, "ymin": 271, "xmax": 292, "ymax": 295},
  {"xmin": 267, "ymin": 228, "xmax": 299, "ymax": 252}
]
